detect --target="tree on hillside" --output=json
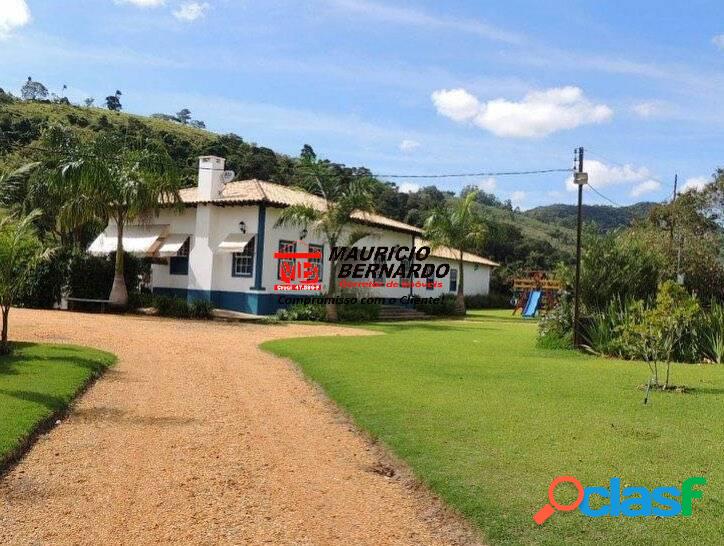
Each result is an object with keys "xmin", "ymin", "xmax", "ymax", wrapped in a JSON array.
[
  {"xmin": 176, "ymin": 108, "xmax": 191, "ymax": 124},
  {"xmin": 49, "ymin": 128, "xmax": 182, "ymax": 308},
  {"xmin": 424, "ymin": 190, "xmax": 487, "ymax": 315},
  {"xmin": 105, "ymin": 90, "xmax": 122, "ymax": 111},
  {"xmin": 20, "ymin": 77, "xmax": 49, "ymax": 101},
  {"xmin": 0, "ymin": 210, "xmax": 47, "ymax": 355},
  {"xmin": 190, "ymin": 119, "xmax": 206, "ymax": 129},
  {"xmin": 84, "ymin": 97, "xmax": 95, "ymax": 107},
  {"xmin": 275, "ymin": 155, "xmax": 376, "ymax": 321}
]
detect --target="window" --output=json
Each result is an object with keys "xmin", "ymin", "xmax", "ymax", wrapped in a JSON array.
[
  {"xmin": 427, "ymin": 274, "xmax": 435, "ymax": 291},
  {"xmin": 232, "ymin": 237, "xmax": 255, "ymax": 277},
  {"xmin": 308, "ymin": 244, "xmax": 323, "ymax": 281},
  {"xmin": 449, "ymin": 269, "xmax": 458, "ymax": 293},
  {"xmin": 277, "ymin": 240, "xmax": 297, "ymax": 280},
  {"xmin": 169, "ymin": 239, "xmax": 190, "ymax": 276}
]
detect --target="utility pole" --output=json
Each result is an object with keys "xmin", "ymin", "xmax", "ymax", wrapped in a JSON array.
[
  {"xmin": 669, "ymin": 174, "xmax": 677, "ymax": 248},
  {"xmin": 573, "ymin": 147, "xmax": 587, "ymax": 348}
]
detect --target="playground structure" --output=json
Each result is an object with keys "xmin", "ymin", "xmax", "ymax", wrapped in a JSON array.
[{"xmin": 512, "ymin": 271, "xmax": 563, "ymax": 317}]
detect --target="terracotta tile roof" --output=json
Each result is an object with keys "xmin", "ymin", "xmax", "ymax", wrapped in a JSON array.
[
  {"xmin": 421, "ymin": 241, "xmax": 500, "ymax": 267},
  {"xmin": 176, "ymin": 180, "xmax": 497, "ymax": 267}
]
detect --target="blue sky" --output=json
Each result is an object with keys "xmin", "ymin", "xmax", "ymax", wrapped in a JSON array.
[{"xmin": 1, "ymin": 0, "xmax": 723, "ymax": 209}]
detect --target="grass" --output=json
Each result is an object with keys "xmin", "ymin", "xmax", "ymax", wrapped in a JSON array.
[
  {"xmin": 0, "ymin": 342, "xmax": 116, "ymax": 468},
  {"xmin": 263, "ymin": 310, "xmax": 724, "ymax": 545}
]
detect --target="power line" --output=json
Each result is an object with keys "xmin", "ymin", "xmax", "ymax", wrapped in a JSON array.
[
  {"xmin": 4, "ymin": 141, "xmax": 574, "ymax": 180},
  {"xmin": 586, "ymin": 181, "xmax": 622, "ymax": 207},
  {"xmin": 371, "ymin": 168, "xmax": 573, "ymax": 179}
]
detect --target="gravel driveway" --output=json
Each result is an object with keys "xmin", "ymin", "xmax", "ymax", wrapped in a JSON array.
[{"xmin": 0, "ymin": 309, "xmax": 480, "ymax": 545}]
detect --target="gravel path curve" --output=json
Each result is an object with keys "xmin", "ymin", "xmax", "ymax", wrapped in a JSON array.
[{"xmin": 0, "ymin": 309, "xmax": 481, "ymax": 545}]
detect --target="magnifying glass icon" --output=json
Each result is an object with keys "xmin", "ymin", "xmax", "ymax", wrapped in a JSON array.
[{"xmin": 533, "ymin": 476, "xmax": 584, "ymax": 525}]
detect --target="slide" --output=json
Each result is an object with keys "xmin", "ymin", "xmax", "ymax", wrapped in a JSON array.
[{"xmin": 522, "ymin": 290, "xmax": 542, "ymax": 318}]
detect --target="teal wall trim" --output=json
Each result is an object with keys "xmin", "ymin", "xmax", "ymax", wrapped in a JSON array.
[
  {"xmin": 252, "ymin": 204, "xmax": 266, "ymax": 290},
  {"xmin": 153, "ymin": 286, "xmax": 283, "ymax": 315}
]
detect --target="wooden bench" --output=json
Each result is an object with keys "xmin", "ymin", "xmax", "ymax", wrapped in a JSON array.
[{"xmin": 66, "ymin": 297, "xmax": 111, "ymax": 313}]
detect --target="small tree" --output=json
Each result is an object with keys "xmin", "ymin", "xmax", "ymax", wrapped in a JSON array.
[
  {"xmin": 176, "ymin": 108, "xmax": 191, "ymax": 124},
  {"xmin": 0, "ymin": 211, "xmax": 46, "ymax": 355},
  {"xmin": 20, "ymin": 77, "xmax": 49, "ymax": 101},
  {"xmin": 84, "ymin": 97, "xmax": 95, "ymax": 107},
  {"xmin": 106, "ymin": 90, "xmax": 122, "ymax": 111},
  {"xmin": 423, "ymin": 191, "xmax": 487, "ymax": 314},
  {"xmin": 275, "ymin": 156, "xmax": 376, "ymax": 321},
  {"xmin": 190, "ymin": 119, "xmax": 206, "ymax": 129},
  {"xmin": 49, "ymin": 128, "xmax": 182, "ymax": 308}
]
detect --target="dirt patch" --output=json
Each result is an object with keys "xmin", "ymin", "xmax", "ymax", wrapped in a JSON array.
[{"xmin": 0, "ymin": 308, "xmax": 483, "ymax": 545}]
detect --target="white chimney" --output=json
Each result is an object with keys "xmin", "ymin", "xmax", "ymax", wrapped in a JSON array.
[{"xmin": 197, "ymin": 156, "xmax": 226, "ymax": 200}]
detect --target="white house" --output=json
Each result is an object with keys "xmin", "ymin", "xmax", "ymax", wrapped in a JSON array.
[{"xmin": 89, "ymin": 156, "xmax": 499, "ymax": 315}]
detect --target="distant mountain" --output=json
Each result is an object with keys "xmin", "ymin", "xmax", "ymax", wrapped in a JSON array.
[{"xmin": 524, "ymin": 202, "xmax": 657, "ymax": 231}]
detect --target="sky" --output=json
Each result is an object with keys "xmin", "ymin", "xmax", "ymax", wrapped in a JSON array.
[{"xmin": 1, "ymin": 0, "xmax": 723, "ymax": 210}]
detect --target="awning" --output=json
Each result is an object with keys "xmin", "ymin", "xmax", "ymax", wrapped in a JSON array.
[
  {"xmin": 216, "ymin": 232, "xmax": 255, "ymax": 253},
  {"xmin": 157, "ymin": 234, "xmax": 190, "ymax": 257},
  {"xmin": 88, "ymin": 224, "xmax": 169, "ymax": 256}
]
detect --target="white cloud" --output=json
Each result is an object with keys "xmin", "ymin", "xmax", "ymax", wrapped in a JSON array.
[
  {"xmin": 399, "ymin": 139, "xmax": 420, "ymax": 152},
  {"xmin": 631, "ymin": 100, "xmax": 667, "ymax": 119},
  {"xmin": 565, "ymin": 159, "xmax": 656, "ymax": 193},
  {"xmin": 682, "ymin": 176, "xmax": 709, "ymax": 193},
  {"xmin": 398, "ymin": 182, "xmax": 420, "ymax": 194},
  {"xmin": 0, "ymin": 0, "xmax": 31, "ymax": 40},
  {"xmin": 431, "ymin": 88, "xmax": 481, "ymax": 122},
  {"xmin": 510, "ymin": 190, "xmax": 526, "ymax": 206},
  {"xmin": 115, "ymin": 0, "xmax": 166, "ymax": 7},
  {"xmin": 173, "ymin": 2, "xmax": 210, "ymax": 21},
  {"xmin": 432, "ymin": 86, "xmax": 612, "ymax": 138},
  {"xmin": 630, "ymin": 180, "xmax": 661, "ymax": 197},
  {"xmin": 712, "ymin": 34, "xmax": 724, "ymax": 50},
  {"xmin": 477, "ymin": 177, "xmax": 496, "ymax": 192}
]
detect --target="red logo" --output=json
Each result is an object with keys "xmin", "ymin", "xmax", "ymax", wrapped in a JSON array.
[{"xmin": 273, "ymin": 245, "xmax": 322, "ymax": 291}]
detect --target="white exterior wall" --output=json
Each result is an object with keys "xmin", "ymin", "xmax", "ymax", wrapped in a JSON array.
[
  {"xmin": 150, "ymin": 207, "xmax": 196, "ymax": 291},
  {"xmin": 208, "ymin": 206, "xmax": 260, "ymax": 293},
  {"xmin": 150, "ymin": 202, "xmax": 493, "ymax": 310}
]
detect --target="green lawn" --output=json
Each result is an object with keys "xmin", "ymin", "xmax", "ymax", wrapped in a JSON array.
[
  {"xmin": 0, "ymin": 343, "xmax": 116, "ymax": 467},
  {"xmin": 263, "ymin": 310, "xmax": 724, "ymax": 545}
]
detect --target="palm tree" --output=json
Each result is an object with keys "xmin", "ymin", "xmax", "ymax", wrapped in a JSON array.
[
  {"xmin": 424, "ymin": 190, "xmax": 487, "ymax": 315},
  {"xmin": 50, "ymin": 128, "xmax": 182, "ymax": 308},
  {"xmin": 0, "ymin": 210, "xmax": 46, "ymax": 355},
  {"xmin": 275, "ymin": 156, "xmax": 376, "ymax": 321}
]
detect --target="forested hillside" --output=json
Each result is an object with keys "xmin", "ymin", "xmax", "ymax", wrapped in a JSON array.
[
  {"xmin": 524, "ymin": 202, "xmax": 657, "ymax": 231},
  {"xmin": 0, "ymin": 87, "xmax": 586, "ymax": 272}
]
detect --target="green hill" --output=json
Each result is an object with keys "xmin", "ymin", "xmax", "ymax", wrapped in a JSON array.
[
  {"xmin": 0, "ymin": 96, "xmax": 296, "ymax": 185},
  {"xmin": 524, "ymin": 202, "xmax": 657, "ymax": 231}
]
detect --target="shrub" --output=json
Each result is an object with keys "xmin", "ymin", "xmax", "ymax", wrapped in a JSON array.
[
  {"xmin": 154, "ymin": 296, "xmax": 187, "ymax": 318},
  {"xmin": 189, "ymin": 298, "xmax": 215, "ymax": 319},
  {"xmin": 537, "ymin": 294, "xmax": 573, "ymax": 349},
  {"xmin": 696, "ymin": 302, "xmax": 724, "ymax": 364},
  {"xmin": 128, "ymin": 290, "xmax": 155, "ymax": 309},
  {"xmin": 464, "ymin": 292, "xmax": 511, "ymax": 309},
  {"xmin": 338, "ymin": 301, "xmax": 380, "ymax": 321},
  {"xmin": 415, "ymin": 294, "xmax": 457, "ymax": 316},
  {"xmin": 580, "ymin": 232, "xmax": 663, "ymax": 311},
  {"xmin": 66, "ymin": 250, "xmax": 145, "ymax": 299},
  {"xmin": 17, "ymin": 248, "xmax": 69, "ymax": 309},
  {"xmin": 276, "ymin": 303, "xmax": 325, "ymax": 321}
]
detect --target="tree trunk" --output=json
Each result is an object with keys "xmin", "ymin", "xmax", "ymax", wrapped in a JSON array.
[
  {"xmin": 0, "ymin": 305, "xmax": 10, "ymax": 355},
  {"xmin": 455, "ymin": 253, "xmax": 466, "ymax": 315},
  {"xmin": 109, "ymin": 221, "xmax": 128, "ymax": 309},
  {"xmin": 325, "ymin": 260, "xmax": 339, "ymax": 322},
  {"xmin": 664, "ymin": 361, "xmax": 671, "ymax": 389}
]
